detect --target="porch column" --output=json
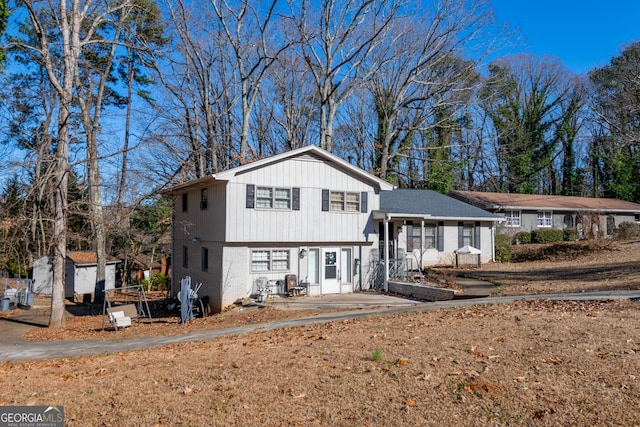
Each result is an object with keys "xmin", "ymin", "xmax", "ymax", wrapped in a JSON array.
[
  {"xmin": 420, "ymin": 219, "xmax": 425, "ymax": 270},
  {"xmin": 384, "ymin": 217, "xmax": 390, "ymax": 292}
]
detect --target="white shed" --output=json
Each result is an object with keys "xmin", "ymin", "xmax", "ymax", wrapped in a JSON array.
[{"xmin": 32, "ymin": 251, "xmax": 120, "ymax": 298}]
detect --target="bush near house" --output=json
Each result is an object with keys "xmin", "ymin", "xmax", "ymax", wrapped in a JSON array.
[
  {"xmin": 531, "ymin": 228, "xmax": 563, "ymax": 244},
  {"xmin": 615, "ymin": 222, "xmax": 640, "ymax": 239},
  {"xmin": 494, "ymin": 234, "xmax": 512, "ymax": 262},
  {"xmin": 514, "ymin": 231, "xmax": 531, "ymax": 244},
  {"xmin": 563, "ymin": 228, "xmax": 579, "ymax": 241}
]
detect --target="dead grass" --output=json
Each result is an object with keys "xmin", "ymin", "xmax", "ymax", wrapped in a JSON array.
[
  {"xmin": 1, "ymin": 299, "xmax": 639, "ymax": 426},
  {"xmin": 1, "ymin": 239, "xmax": 640, "ymax": 425},
  {"xmin": 461, "ymin": 239, "xmax": 640, "ymax": 295}
]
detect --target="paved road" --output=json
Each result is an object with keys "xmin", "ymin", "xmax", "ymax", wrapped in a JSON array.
[{"xmin": 1, "ymin": 289, "xmax": 638, "ymax": 362}]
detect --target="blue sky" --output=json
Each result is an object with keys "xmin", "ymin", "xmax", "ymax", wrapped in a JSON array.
[{"xmin": 491, "ymin": 0, "xmax": 640, "ymax": 74}]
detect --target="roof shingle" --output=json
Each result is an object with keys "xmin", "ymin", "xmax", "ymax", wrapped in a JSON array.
[{"xmin": 449, "ymin": 191, "xmax": 640, "ymax": 212}]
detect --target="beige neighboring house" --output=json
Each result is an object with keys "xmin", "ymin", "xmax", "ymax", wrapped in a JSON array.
[{"xmin": 449, "ymin": 191, "xmax": 640, "ymax": 239}]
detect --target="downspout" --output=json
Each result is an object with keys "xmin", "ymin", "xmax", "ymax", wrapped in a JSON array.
[
  {"xmin": 420, "ymin": 219, "xmax": 425, "ymax": 272},
  {"xmin": 491, "ymin": 222, "xmax": 496, "ymax": 262},
  {"xmin": 384, "ymin": 216, "xmax": 390, "ymax": 292}
]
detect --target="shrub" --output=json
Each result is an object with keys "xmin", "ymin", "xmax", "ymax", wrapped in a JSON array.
[
  {"xmin": 531, "ymin": 228, "xmax": 563, "ymax": 244},
  {"xmin": 140, "ymin": 273, "xmax": 170, "ymax": 291},
  {"xmin": 514, "ymin": 231, "xmax": 531, "ymax": 244},
  {"xmin": 615, "ymin": 221, "xmax": 640, "ymax": 239},
  {"xmin": 563, "ymin": 228, "xmax": 579, "ymax": 241},
  {"xmin": 494, "ymin": 234, "xmax": 512, "ymax": 262}
]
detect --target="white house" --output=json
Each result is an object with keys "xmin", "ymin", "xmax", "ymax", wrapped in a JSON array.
[
  {"xmin": 32, "ymin": 251, "xmax": 120, "ymax": 298},
  {"xmin": 163, "ymin": 146, "xmax": 501, "ymax": 313},
  {"xmin": 376, "ymin": 189, "xmax": 502, "ymax": 273}
]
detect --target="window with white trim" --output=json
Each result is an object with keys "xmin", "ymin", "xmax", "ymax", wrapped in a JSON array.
[
  {"xmin": 410, "ymin": 225, "xmax": 421, "ymax": 250},
  {"xmin": 251, "ymin": 250, "xmax": 290, "ymax": 272},
  {"xmin": 462, "ymin": 224, "xmax": 474, "ymax": 246},
  {"xmin": 330, "ymin": 191, "xmax": 360, "ymax": 211},
  {"xmin": 424, "ymin": 224, "xmax": 437, "ymax": 249},
  {"xmin": 504, "ymin": 210, "xmax": 521, "ymax": 227},
  {"xmin": 256, "ymin": 187, "xmax": 291, "ymax": 209},
  {"xmin": 537, "ymin": 211, "xmax": 553, "ymax": 227}
]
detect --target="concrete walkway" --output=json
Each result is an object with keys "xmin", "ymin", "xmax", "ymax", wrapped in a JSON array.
[{"xmin": 1, "ymin": 289, "xmax": 639, "ymax": 362}]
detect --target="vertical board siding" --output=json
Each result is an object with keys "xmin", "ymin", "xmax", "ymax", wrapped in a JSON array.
[{"xmin": 226, "ymin": 154, "xmax": 378, "ymax": 243}]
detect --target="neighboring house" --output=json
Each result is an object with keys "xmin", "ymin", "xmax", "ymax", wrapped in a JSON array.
[
  {"xmin": 375, "ymin": 189, "xmax": 502, "ymax": 272},
  {"xmin": 449, "ymin": 191, "xmax": 640, "ymax": 239},
  {"xmin": 162, "ymin": 146, "xmax": 502, "ymax": 313},
  {"xmin": 32, "ymin": 251, "xmax": 120, "ymax": 298}
]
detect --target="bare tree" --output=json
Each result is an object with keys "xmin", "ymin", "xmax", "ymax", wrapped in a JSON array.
[
  {"xmin": 264, "ymin": 49, "xmax": 318, "ymax": 152},
  {"xmin": 18, "ymin": 0, "xmax": 130, "ymax": 327},
  {"xmin": 364, "ymin": 0, "xmax": 492, "ymax": 184},
  {"xmin": 154, "ymin": 0, "xmax": 235, "ymax": 182},
  {"xmin": 286, "ymin": 0, "xmax": 399, "ymax": 151},
  {"xmin": 209, "ymin": 0, "xmax": 288, "ymax": 163}
]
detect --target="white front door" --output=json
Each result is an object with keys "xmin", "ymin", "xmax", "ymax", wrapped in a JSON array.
[{"xmin": 322, "ymin": 248, "xmax": 340, "ymax": 294}]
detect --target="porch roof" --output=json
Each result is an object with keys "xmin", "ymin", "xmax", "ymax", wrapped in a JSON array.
[{"xmin": 375, "ymin": 189, "xmax": 502, "ymax": 222}]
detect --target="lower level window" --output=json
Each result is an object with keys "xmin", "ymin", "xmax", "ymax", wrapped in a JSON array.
[
  {"xmin": 424, "ymin": 224, "xmax": 436, "ymax": 249},
  {"xmin": 462, "ymin": 224, "xmax": 474, "ymax": 247},
  {"xmin": 251, "ymin": 250, "xmax": 290, "ymax": 272},
  {"xmin": 537, "ymin": 211, "xmax": 553, "ymax": 227}
]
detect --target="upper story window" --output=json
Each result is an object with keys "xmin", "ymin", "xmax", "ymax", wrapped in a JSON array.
[
  {"xmin": 182, "ymin": 193, "xmax": 188, "ymax": 212},
  {"xmin": 256, "ymin": 187, "xmax": 291, "ymax": 209},
  {"xmin": 200, "ymin": 189, "xmax": 208, "ymax": 210},
  {"xmin": 330, "ymin": 191, "xmax": 359, "ymax": 211},
  {"xmin": 322, "ymin": 189, "xmax": 368, "ymax": 213},
  {"xmin": 504, "ymin": 210, "xmax": 521, "ymax": 227},
  {"xmin": 328, "ymin": 191, "xmax": 360, "ymax": 211},
  {"xmin": 246, "ymin": 184, "xmax": 299, "ymax": 210},
  {"xmin": 537, "ymin": 211, "xmax": 553, "ymax": 228}
]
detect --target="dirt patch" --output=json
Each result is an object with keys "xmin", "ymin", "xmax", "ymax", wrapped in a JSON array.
[{"xmin": 1, "ymin": 299, "xmax": 639, "ymax": 426}]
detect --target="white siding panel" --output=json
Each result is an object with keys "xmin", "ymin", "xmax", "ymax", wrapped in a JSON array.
[
  {"xmin": 226, "ymin": 154, "xmax": 380, "ymax": 243},
  {"xmin": 221, "ymin": 246, "xmax": 251, "ymax": 308}
]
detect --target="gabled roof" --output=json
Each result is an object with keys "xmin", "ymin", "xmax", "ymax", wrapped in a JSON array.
[
  {"xmin": 376, "ymin": 189, "xmax": 502, "ymax": 221},
  {"xmin": 161, "ymin": 145, "xmax": 395, "ymax": 194},
  {"xmin": 449, "ymin": 191, "xmax": 640, "ymax": 213}
]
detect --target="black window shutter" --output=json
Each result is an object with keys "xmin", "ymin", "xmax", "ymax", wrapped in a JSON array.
[
  {"xmin": 437, "ymin": 221, "xmax": 444, "ymax": 251},
  {"xmin": 474, "ymin": 222, "xmax": 481, "ymax": 249},
  {"xmin": 322, "ymin": 189, "xmax": 329, "ymax": 211},
  {"xmin": 360, "ymin": 191, "xmax": 368, "ymax": 213},
  {"xmin": 458, "ymin": 221, "xmax": 464, "ymax": 248},
  {"xmin": 406, "ymin": 221, "xmax": 414, "ymax": 251},
  {"xmin": 246, "ymin": 184, "xmax": 255, "ymax": 208},
  {"xmin": 292, "ymin": 188, "xmax": 300, "ymax": 211}
]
